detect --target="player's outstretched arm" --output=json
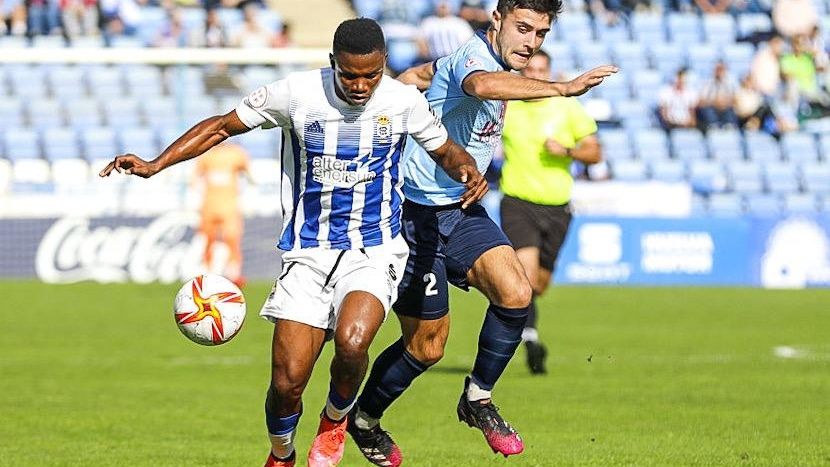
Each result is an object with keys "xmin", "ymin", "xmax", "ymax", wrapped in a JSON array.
[
  {"xmin": 429, "ymin": 140, "xmax": 488, "ymax": 209},
  {"xmin": 397, "ymin": 61, "xmax": 436, "ymax": 91},
  {"xmin": 98, "ymin": 110, "xmax": 251, "ymax": 178},
  {"xmin": 463, "ymin": 65, "xmax": 619, "ymax": 100}
]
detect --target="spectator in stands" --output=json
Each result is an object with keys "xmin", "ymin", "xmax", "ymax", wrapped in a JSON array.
[
  {"xmin": 231, "ymin": 3, "xmax": 274, "ymax": 48},
  {"xmin": 693, "ymin": 0, "xmax": 730, "ymax": 14},
  {"xmin": 773, "ymin": 0, "xmax": 817, "ymax": 39},
  {"xmin": 417, "ymin": 0, "xmax": 474, "ymax": 62},
  {"xmin": 658, "ymin": 67, "xmax": 698, "ymax": 130},
  {"xmin": 154, "ymin": 8, "xmax": 189, "ymax": 47},
  {"xmin": 781, "ymin": 35, "xmax": 820, "ymax": 98},
  {"xmin": 735, "ymin": 73, "xmax": 777, "ymax": 131},
  {"xmin": 1, "ymin": 0, "xmax": 27, "ymax": 36},
  {"xmin": 200, "ymin": 8, "xmax": 227, "ymax": 47},
  {"xmin": 26, "ymin": 0, "xmax": 61, "ymax": 36},
  {"xmin": 699, "ymin": 61, "xmax": 739, "ymax": 129},
  {"xmin": 101, "ymin": 0, "xmax": 140, "ymax": 42},
  {"xmin": 459, "ymin": 0, "xmax": 494, "ymax": 30},
  {"xmin": 750, "ymin": 34, "xmax": 784, "ymax": 97},
  {"xmin": 272, "ymin": 20, "xmax": 293, "ymax": 48},
  {"xmin": 60, "ymin": 0, "xmax": 97, "ymax": 39}
]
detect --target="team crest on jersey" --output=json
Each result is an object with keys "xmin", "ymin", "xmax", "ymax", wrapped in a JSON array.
[
  {"xmin": 248, "ymin": 86, "xmax": 268, "ymax": 108},
  {"xmin": 375, "ymin": 115, "xmax": 392, "ymax": 139},
  {"xmin": 465, "ymin": 57, "xmax": 481, "ymax": 68}
]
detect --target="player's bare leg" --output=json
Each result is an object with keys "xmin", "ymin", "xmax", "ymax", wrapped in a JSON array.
[
  {"xmin": 461, "ymin": 244, "xmax": 532, "ymax": 456},
  {"xmin": 515, "ymin": 246, "xmax": 549, "ymax": 374},
  {"xmin": 348, "ymin": 314, "xmax": 449, "ymax": 466},
  {"xmin": 308, "ymin": 291, "xmax": 385, "ymax": 467},
  {"xmin": 265, "ymin": 319, "xmax": 326, "ymax": 467}
]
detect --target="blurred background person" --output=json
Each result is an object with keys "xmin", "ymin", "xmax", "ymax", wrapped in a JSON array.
[
  {"xmin": 417, "ymin": 0, "xmax": 473, "ymax": 62},
  {"xmin": 699, "ymin": 61, "xmax": 739, "ymax": 130},
  {"xmin": 0, "ymin": 0, "xmax": 27, "ymax": 36},
  {"xmin": 193, "ymin": 141, "xmax": 252, "ymax": 288},
  {"xmin": 499, "ymin": 50, "xmax": 602, "ymax": 375},
  {"xmin": 59, "ymin": 0, "xmax": 97, "ymax": 40},
  {"xmin": 658, "ymin": 67, "xmax": 698, "ymax": 130}
]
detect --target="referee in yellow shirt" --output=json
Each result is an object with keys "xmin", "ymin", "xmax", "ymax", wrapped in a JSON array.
[{"xmin": 500, "ymin": 49, "xmax": 602, "ymax": 374}]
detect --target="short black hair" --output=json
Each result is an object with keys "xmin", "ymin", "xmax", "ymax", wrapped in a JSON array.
[
  {"xmin": 497, "ymin": 0, "xmax": 563, "ymax": 22},
  {"xmin": 333, "ymin": 18, "xmax": 386, "ymax": 55}
]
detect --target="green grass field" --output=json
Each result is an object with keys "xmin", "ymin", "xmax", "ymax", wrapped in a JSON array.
[{"xmin": 1, "ymin": 281, "xmax": 829, "ymax": 466}]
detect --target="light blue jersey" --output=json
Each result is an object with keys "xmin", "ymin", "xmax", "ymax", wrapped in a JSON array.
[{"xmin": 403, "ymin": 30, "xmax": 509, "ymax": 206}]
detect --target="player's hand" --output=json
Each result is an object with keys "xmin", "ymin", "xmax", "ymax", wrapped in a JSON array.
[
  {"xmin": 458, "ymin": 165, "xmax": 488, "ymax": 209},
  {"xmin": 562, "ymin": 65, "xmax": 618, "ymax": 97},
  {"xmin": 544, "ymin": 138, "xmax": 568, "ymax": 157},
  {"xmin": 98, "ymin": 154, "xmax": 159, "ymax": 178}
]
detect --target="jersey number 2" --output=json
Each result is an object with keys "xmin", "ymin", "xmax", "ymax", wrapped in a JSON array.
[{"xmin": 423, "ymin": 273, "xmax": 438, "ymax": 296}]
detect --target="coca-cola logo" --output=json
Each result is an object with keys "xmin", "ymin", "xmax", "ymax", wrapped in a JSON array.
[{"xmin": 35, "ymin": 213, "xmax": 206, "ymax": 284}]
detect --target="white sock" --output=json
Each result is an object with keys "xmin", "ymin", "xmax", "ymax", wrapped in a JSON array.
[
  {"xmin": 466, "ymin": 377, "xmax": 492, "ymax": 402},
  {"xmin": 521, "ymin": 327, "xmax": 539, "ymax": 343},
  {"xmin": 354, "ymin": 408, "xmax": 379, "ymax": 430},
  {"xmin": 269, "ymin": 430, "xmax": 295, "ymax": 460},
  {"xmin": 325, "ymin": 397, "xmax": 355, "ymax": 422}
]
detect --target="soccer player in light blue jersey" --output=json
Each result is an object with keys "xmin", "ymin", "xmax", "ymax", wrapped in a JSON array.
[
  {"xmin": 99, "ymin": 18, "xmax": 489, "ymax": 467},
  {"xmin": 347, "ymin": 1, "xmax": 617, "ymax": 464}
]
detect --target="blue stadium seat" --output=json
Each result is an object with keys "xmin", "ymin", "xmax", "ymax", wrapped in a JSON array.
[
  {"xmin": 386, "ymin": 39, "xmax": 419, "ymax": 73},
  {"xmin": 801, "ymin": 162, "xmax": 830, "ymax": 194},
  {"xmin": 708, "ymin": 193, "xmax": 743, "ymax": 216},
  {"xmin": 556, "ymin": 12, "xmax": 593, "ymax": 43},
  {"xmin": 3, "ymin": 128, "xmax": 41, "ymax": 160},
  {"xmin": 594, "ymin": 17, "xmax": 630, "ymax": 43},
  {"xmin": 703, "ymin": 14, "xmax": 736, "ymax": 44},
  {"xmin": 119, "ymin": 127, "xmax": 158, "ymax": 155},
  {"xmin": 104, "ymin": 98, "xmax": 142, "ymax": 127},
  {"xmin": 598, "ymin": 129, "xmax": 633, "ymax": 160},
  {"xmin": 784, "ymin": 193, "xmax": 819, "ymax": 214},
  {"xmin": 80, "ymin": 127, "xmax": 118, "ymax": 160},
  {"xmin": 667, "ymin": 13, "xmax": 702, "ymax": 44},
  {"xmin": 688, "ymin": 44, "xmax": 720, "ymax": 78},
  {"xmin": 9, "ymin": 66, "xmax": 47, "ymax": 98},
  {"xmin": 670, "ymin": 128, "xmax": 706, "ymax": 160},
  {"xmin": 611, "ymin": 42, "xmax": 647, "ymax": 71},
  {"xmin": 123, "ymin": 65, "xmax": 164, "ymax": 97},
  {"xmin": 180, "ymin": 7, "xmax": 207, "ymax": 30},
  {"xmin": 722, "ymin": 43, "xmax": 755, "ymax": 74},
  {"xmin": 238, "ymin": 130, "xmax": 278, "ymax": 159},
  {"xmin": 630, "ymin": 70, "xmax": 663, "ymax": 107},
  {"xmin": 744, "ymin": 193, "xmax": 782, "ymax": 216},
  {"xmin": 593, "ymin": 71, "xmax": 629, "ymax": 102},
  {"xmin": 707, "ymin": 129, "xmax": 744, "ymax": 161},
  {"xmin": 48, "ymin": 66, "xmax": 86, "ymax": 100},
  {"xmin": 819, "ymin": 133, "xmax": 830, "ymax": 161},
  {"xmin": 745, "ymin": 131, "xmax": 781, "ymax": 162},
  {"xmin": 781, "ymin": 132, "xmax": 819, "ymax": 164},
  {"xmin": 689, "ymin": 160, "xmax": 727, "ymax": 193},
  {"xmin": 650, "ymin": 160, "xmax": 686, "ymax": 182},
  {"xmin": 27, "ymin": 99, "xmax": 64, "ymax": 129},
  {"xmin": 691, "ymin": 193, "xmax": 708, "ymax": 215},
  {"xmin": 0, "ymin": 99, "xmax": 25, "ymax": 128},
  {"xmin": 42, "ymin": 128, "xmax": 80, "ymax": 161},
  {"xmin": 727, "ymin": 161, "xmax": 763, "ymax": 193},
  {"xmin": 631, "ymin": 13, "xmax": 665, "ymax": 44},
  {"xmin": 86, "ymin": 66, "xmax": 124, "ymax": 97},
  {"xmin": 143, "ymin": 98, "xmax": 180, "ymax": 130},
  {"xmin": 65, "ymin": 99, "xmax": 102, "ymax": 129},
  {"xmin": 635, "ymin": 128, "xmax": 670, "ymax": 161},
  {"xmin": 615, "ymin": 100, "xmax": 652, "ymax": 130},
  {"xmin": 764, "ymin": 162, "xmax": 801, "ymax": 194},
  {"xmin": 648, "ymin": 43, "xmax": 686, "ymax": 80},
  {"xmin": 610, "ymin": 159, "xmax": 648, "ymax": 181},
  {"xmin": 182, "ymin": 100, "xmax": 218, "ymax": 119},
  {"xmin": 737, "ymin": 13, "xmax": 772, "ymax": 38},
  {"xmin": 352, "ymin": 0, "xmax": 382, "ymax": 19},
  {"xmin": 575, "ymin": 42, "xmax": 611, "ymax": 69},
  {"xmin": 542, "ymin": 41, "xmax": 573, "ymax": 63}
]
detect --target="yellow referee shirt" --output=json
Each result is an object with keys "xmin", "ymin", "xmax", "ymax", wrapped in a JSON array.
[{"xmin": 500, "ymin": 96, "xmax": 597, "ymax": 206}]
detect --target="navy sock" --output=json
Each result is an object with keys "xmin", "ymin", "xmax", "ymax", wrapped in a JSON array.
[
  {"xmin": 357, "ymin": 338, "xmax": 429, "ymax": 419},
  {"xmin": 525, "ymin": 297, "xmax": 538, "ymax": 329},
  {"xmin": 471, "ymin": 303, "xmax": 528, "ymax": 391}
]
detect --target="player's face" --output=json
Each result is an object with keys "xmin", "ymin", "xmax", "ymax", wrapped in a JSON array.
[
  {"xmin": 331, "ymin": 50, "xmax": 386, "ymax": 106},
  {"xmin": 521, "ymin": 54, "xmax": 551, "ymax": 81},
  {"xmin": 492, "ymin": 7, "xmax": 551, "ymax": 71}
]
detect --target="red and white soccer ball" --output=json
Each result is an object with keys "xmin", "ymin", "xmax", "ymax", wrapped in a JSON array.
[{"xmin": 173, "ymin": 274, "xmax": 246, "ymax": 346}]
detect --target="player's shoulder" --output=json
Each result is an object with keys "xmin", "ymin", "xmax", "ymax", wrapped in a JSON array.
[{"xmin": 442, "ymin": 31, "xmax": 503, "ymax": 71}]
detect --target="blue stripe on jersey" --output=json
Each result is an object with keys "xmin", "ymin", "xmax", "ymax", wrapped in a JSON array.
[
  {"xmin": 299, "ymin": 114, "xmax": 327, "ymax": 248},
  {"xmin": 359, "ymin": 137, "xmax": 404, "ymax": 245},
  {"xmin": 278, "ymin": 129, "xmax": 302, "ymax": 250},
  {"xmin": 388, "ymin": 137, "xmax": 405, "ymax": 237},
  {"xmin": 327, "ymin": 122, "xmax": 361, "ymax": 249}
]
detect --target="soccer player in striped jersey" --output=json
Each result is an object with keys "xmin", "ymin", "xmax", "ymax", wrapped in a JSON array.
[
  {"xmin": 347, "ymin": 1, "xmax": 617, "ymax": 464},
  {"xmin": 98, "ymin": 18, "xmax": 488, "ymax": 467}
]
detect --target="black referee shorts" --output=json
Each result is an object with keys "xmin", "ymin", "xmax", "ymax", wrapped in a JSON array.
[{"xmin": 499, "ymin": 194, "xmax": 572, "ymax": 272}]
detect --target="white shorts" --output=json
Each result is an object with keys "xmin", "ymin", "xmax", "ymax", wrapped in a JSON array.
[{"xmin": 260, "ymin": 235, "xmax": 409, "ymax": 330}]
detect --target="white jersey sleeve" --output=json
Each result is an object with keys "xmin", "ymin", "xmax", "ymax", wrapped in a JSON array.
[
  {"xmin": 235, "ymin": 79, "xmax": 292, "ymax": 129},
  {"xmin": 406, "ymin": 88, "xmax": 448, "ymax": 152}
]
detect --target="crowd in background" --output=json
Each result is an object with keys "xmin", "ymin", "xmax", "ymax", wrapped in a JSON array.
[{"xmin": 0, "ymin": 0, "xmax": 292, "ymax": 47}]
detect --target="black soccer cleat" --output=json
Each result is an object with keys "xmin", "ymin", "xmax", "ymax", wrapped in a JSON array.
[
  {"xmin": 525, "ymin": 340, "xmax": 548, "ymax": 375},
  {"xmin": 456, "ymin": 377, "xmax": 524, "ymax": 457},
  {"xmin": 346, "ymin": 407, "xmax": 402, "ymax": 467}
]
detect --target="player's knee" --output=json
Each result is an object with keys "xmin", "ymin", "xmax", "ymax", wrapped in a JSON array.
[
  {"xmin": 498, "ymin": 280, "xmax": 532, "ymax": 309},
  {"xmin": 334, "ymin": 324, "xmax": 373, "ymax": 362},
  {"xmin": 405, "ymin": 335, "xmax": 445, "ymax": 366},
  {"xmin": 271, "ymin": 365, "xmax": 306, "ymax": 403}
]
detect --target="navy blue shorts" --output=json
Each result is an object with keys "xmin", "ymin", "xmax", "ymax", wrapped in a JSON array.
[{"xmin": 393, "ymin": 200, "xmax": 512, "ymax": 320}]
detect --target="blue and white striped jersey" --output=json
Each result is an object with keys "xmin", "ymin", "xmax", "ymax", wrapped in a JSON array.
[
  {"xmin": 403, "ymin": 30, "xmax": 509, "ymax": 206},
  {"xmin": 236, "ymin": 68, "xmax": 448, "ymax": 251}
]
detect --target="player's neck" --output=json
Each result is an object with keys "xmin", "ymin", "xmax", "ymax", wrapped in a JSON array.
[{"xmin": 485, "ymin": 28, "xmax": 502, "ymax": 59}]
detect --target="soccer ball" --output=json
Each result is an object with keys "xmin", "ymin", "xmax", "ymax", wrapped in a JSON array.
[{"xmin": 173, "ymin": 274, "xmax": 246, "ymax": 346}]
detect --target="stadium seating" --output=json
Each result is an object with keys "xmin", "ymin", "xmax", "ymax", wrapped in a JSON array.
[
  {"xmin": 745, "ymin": 193, "xmax": 782, "ymax": 216},
  {"xmin": 670, "ymin": 128, "xmax": 706, "ymax": 160},
  {"xmin": 708, "ymin": 193, "xmax": 743, "ymax": 216}
]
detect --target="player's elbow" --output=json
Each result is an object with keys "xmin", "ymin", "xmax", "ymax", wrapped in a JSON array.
[{"xmin": 463, "ymin": 74, "xmax": 494, "ymax": 99}]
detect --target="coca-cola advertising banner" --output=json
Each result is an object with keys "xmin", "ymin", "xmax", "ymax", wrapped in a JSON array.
[{"xmin": 0, "ymin": 213, "xmax": 283, "ymax": 283}]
